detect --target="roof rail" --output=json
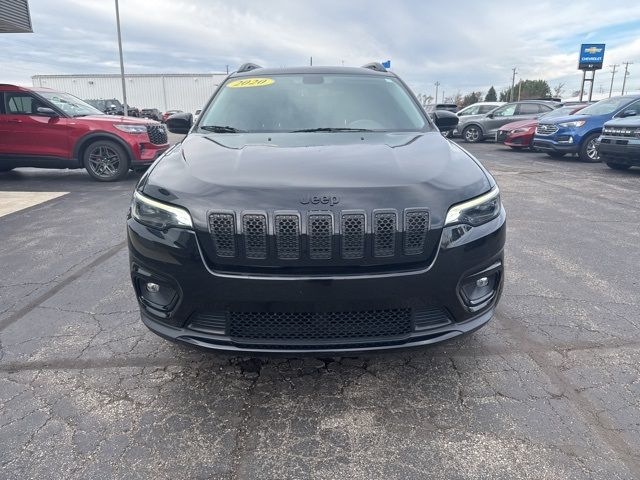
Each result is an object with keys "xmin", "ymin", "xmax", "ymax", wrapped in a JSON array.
[
  {"xmin": 361, "ymin": 62, "xmax": 387, "ymax": 73},
  {"xmin": 237, "ymin": 63, "xmax": 262, "ymax": 73}
]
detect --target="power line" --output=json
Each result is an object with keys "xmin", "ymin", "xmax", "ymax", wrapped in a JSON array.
[
  {"xmin": 621, "ymin": 62, "xmax": 633, "ymax": 95},
  {"xmin": 608, "ymin": 64, "xmax": 619, "ymax": 98}
]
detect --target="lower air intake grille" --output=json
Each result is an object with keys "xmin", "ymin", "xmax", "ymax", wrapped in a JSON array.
[
  {"xmin": 308, "ymin": 214, "xmax": 333, "ymax": 259},
  {"xmin": 404, "ymin": 210, "xmax": 429, "ymax": 255},
  {"xmin": 188, "ymin": 312, "xmax": 226, "ymax": 334},
  {"xmin": 209, "ymin": 213, "xmax": 236, "ymax": 257},
  {"xmin": 341, "ymin": 213, "xmax": 365, "ymax": 259},
  {"xmin": 275, "ymin": 214, "xmax": 300, "ymax": 259},
  {"xmin": 413, "ymin": 306, "xmax": 452, "ymax": 330},
  {"xmin": 242, "ymin": 214, "xmax": 267, "ymax": 259},
  {"xmin": 229, "ymin": 308, "xmax": 412, "ymax": 341}
]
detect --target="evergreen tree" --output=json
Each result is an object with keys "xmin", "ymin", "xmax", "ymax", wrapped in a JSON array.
[{"xmin": 485, "ymin": 86, "xmax": 497, "ymax": 102}]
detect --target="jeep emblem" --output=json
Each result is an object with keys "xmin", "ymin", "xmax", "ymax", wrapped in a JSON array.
[{"xmin": 300, "ymin": 195, "xmax": 340, "ymax": 206}]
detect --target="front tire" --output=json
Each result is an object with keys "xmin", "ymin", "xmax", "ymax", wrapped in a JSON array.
[
  {"xmin": 606, "ymin": 162, "xmax": 631, "ymax": 170},
  {"xmin": 579, "ymin": 133, "xmax": 601, "ymax": 163},
  {"xmin": 462, "ymin": 125, "xmax": 483, "ymax": 143},
  {"xmin": 83, "ymin": 140, "xmax": 130, "ymax": 182}
]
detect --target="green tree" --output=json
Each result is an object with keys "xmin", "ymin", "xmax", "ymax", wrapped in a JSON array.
[
  {"xmin": 499, "ymin": 79, "xmax": 552, "ymax": 102},
  {"xmin": 484, "ymin": 86, "xmax": 497, "ymax": 102},
  {"xmin": 460, "ymin": 91, "xmax": 482, "ymax": 108}
]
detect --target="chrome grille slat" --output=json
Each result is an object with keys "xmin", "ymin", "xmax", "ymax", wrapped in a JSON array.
[
  {"xmin": 536, "ymin": 124, "xmax": 558, "ymax": 135},
  {"xmin": 341, "ymin": 213, "xmax": 366, "ymax": 259},
  {"xmin": 275, "ymin": 214, "xmax": 300, "ymax": 259},
  {"xmin": 373, "ymin": 212, "xmax": 396, "ymax": 257},
  {"xmin": 308, "ymin": 214, "xmax": 333, "ymax": 259},
  {"xmin": 242, "ymin": 214, "xmax": 267, "ymax": 259},
  {"xmin": 208, "ymin": 213, "xmax": 236, "ymax": 257}
]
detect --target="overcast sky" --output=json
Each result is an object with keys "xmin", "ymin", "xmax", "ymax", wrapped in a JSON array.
[{"xmin": 3, "ymin": 0, "xmax": 640, "ymax": 99}]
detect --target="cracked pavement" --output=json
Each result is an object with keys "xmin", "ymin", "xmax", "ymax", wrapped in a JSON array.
[{"xmin": 1, "ymin": 140, "xmax": 639, "ymax": 479}]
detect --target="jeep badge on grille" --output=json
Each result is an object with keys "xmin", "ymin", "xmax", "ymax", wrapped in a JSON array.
[{"xmin": 300, "ymin": 195, "xmax": 340, "ymax": 206}]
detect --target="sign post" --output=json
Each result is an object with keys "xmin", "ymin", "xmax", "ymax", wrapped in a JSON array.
[{"xmin": 578, "ymin": 44, "xmax": 605, "ymax": 102}]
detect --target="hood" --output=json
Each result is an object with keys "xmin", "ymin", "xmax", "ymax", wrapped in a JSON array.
[
  {"xmin": 603, "ymin": 117, "xmax": 640, "ymax": 127},
  {"xmin": 79, "ymin": 114, "xmax": 159, "ymax": 125},
  {"xmin": 537, "ymin": 113, "xmax": 612, "ymax": 126},
  {"xmin": 143, "ymin": 131, "xmax": 492, "ymax": 229},
  {"xmin": 500, "ymin": 119, "xmax": 537, "ymax": 131}
]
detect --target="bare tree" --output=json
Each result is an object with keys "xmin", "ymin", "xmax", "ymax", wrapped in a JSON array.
[{"xmin": 553, "ymin": 82, "xmax": 565, "ymax": 98}]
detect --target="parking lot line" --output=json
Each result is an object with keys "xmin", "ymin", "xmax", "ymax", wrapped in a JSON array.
[{"xmin": 0, "ymin": 191, "xmax": 69, "ymax": 217}]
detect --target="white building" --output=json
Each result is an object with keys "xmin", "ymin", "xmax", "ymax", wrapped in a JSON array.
[{"xmin": 31, "ymin": 73, "xmax": 228, "ymax": 113}]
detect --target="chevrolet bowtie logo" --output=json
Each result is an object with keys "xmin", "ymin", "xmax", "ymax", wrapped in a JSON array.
[{"xmin": 584, "ymin": 46, "xmax": 603, "ymax": 54}]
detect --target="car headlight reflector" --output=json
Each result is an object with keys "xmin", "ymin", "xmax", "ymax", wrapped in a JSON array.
[
  {"xmin": 131, "ymin": 191, "xmax": 193, "ymax": 230},
  {"xmin": 510, "ymin": 127, "xmax": 533, "ymax": 134},
  {"xmin": 557, "ymin": 120, "xmax": 586, "ymax": 128},
  {"xmin": 445, "ymin": 187, "xmax": 501, "ymax": 226},
  {"xmin": 114, "ymin": 124, "xmax": 148, "ymax": 134}
]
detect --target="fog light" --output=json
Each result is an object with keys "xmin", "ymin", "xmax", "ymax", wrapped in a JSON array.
[
  {"xmin": 460, "ymin": 272, "xmax": 499, "ymax": 309},
  {"xmin": 146, "ymin": 282, "xmax": 160, "ymax": 293}
]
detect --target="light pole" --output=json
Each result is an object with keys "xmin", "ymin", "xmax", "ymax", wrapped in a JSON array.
[
  {"xmin": 509, "ymin": 67, "xmax": 517, "ymax": 102},
  {"xmin": 434, "ymin": 81, "xmax": 440, "ymax": 104},
  {"xmin": 621, "ymin": 62, "xmax": 633, "ymax": 96},
  {"xmin": 115, "ymin": 0, "xmax": 128, "ymax": 116}
]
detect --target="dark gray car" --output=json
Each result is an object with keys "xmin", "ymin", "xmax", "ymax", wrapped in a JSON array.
[{"xmin": 459, "ymin": 100, "xmax": 558, "ymax": 143}]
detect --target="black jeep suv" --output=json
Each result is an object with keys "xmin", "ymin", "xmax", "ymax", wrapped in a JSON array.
[{"xmin": 127, "ymin": 63, "xmax": 506, "ymax": 353}]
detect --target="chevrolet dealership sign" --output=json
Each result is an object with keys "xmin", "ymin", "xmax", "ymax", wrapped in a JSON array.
[{"xmin": 578, "ymin": 43, "xmax": 605, "ymax": 70}]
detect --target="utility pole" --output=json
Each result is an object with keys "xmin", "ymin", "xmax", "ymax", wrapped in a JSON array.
[
  {"xmin": 442, "ymin": 91, "xmax": 445, "ymax": 103},
  {"xmin": 434, "ymin": 81, "xmax": 440, "ymax": 104},
  {"xmin": 310, "ymin": 56, "xmax": 313, "ymax": 66},
  {"xmin": 621, "ymin": 62, "xmax": 633, "ymax": 95},
  {"xmin": 608, "ymin": 64, "xmax": 619, "ymax": 98},
  {"xmin": 517, "ymin": 79, "xmax": 522, "ymax": 101},
  {"xmin": 509, "ymin": 67, "xmax": 517, "ymax": 102},
  {"xmin": 114, "ymin": 0, "xmax": 127, "ymax": 116}
]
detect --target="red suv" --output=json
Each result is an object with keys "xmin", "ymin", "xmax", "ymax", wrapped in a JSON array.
[{"xmin": 0, "ymin": 85, "xmax": 170, "ymax": 181}]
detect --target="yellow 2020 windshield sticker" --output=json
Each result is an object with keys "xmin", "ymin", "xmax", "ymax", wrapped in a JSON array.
[{"xmin": 227, "ymin": 78, "xmax": 275, "ymax": 88}]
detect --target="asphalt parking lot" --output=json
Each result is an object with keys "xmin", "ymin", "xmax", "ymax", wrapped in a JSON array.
[{"xmin": 1, "ymin": 138, "xmax": 639, "ymax": 480}]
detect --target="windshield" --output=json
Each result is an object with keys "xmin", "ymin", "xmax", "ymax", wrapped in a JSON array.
[
  {"xmin": 200, "ymin": 74, "xmax": 427, "ymax": 133},
  {"xmin": 578, "ymin": 97, "xmax": 631, "ymax": 116},
  {"xmin": 540, "ymin": 105, "xmax": 584, "ymax": 119},
  {"xmin": 40, "ymin": 92, "xmax": 104, "ymax": 117}
]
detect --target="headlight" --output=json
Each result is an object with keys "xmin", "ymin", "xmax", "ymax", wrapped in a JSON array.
[
  {"xmin": 445, "ymin": 187, "xmax": 501, "ymax": 226},
  {"xmin": 131, "ymin": 191, "xmax": 193, "ymax": 230},
  {"xmin": 114, "ymin": 124, "xmax": 148, "ymax": 134},
  {"xmin": 510, "ymin": 127, "xmax": 533, "ymax": 134},
  {"xmin": 557, "ymin": 120, "xmax": 586, "ymax": 128}
]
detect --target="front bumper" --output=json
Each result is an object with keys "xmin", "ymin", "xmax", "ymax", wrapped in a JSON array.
[
  {"xmin": 597, "ymin": 140, "xmax": 640, "ymax": 166},
  {"xmin": 532, "ymin": 130, "xmax": 580, "ymax": 154},
  {"xmin": 127, "ymin": 211, "xmax": 506, "ymax": 353}
]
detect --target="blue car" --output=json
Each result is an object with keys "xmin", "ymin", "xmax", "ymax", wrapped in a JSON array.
[{"xmin": 533, "ymin": 95, "xmax": 640, "ymax": 162}]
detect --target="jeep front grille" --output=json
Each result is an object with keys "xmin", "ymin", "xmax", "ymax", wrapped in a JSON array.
[
  {"xmin": 146, "ymin": 125, "xmax": 168, "ymax": 145},
  {"xmin": 206, "ymin": 208, "xmax": 430, "ymax": 265}
]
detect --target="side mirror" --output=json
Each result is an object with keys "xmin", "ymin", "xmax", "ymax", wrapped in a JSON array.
[
  {"xmin": 432, "ymin": 110, "xmax": 459, "ymax": 132},
  {"xmin": 36, "ymin": 107, "xmax": 58, "ymax": 117},
  {"xmin": 486, "ymin": 113, "xmax": 494, "ymax": 119},
  {"xmin": 166, "ymin": 112, "xmax": 193, "ymax": 134},
  {"xmin": 621, "ymin": 110, "xmax": 637, "ymax": 118}
]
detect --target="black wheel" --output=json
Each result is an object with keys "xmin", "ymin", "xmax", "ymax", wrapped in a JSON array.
[
  {"xmin": 579, "ymin": 133, "xmax": 601, "ymax": 163},
  {"xmin": 462, "ymin": 125, "xmax": 483, "ymax": 143},
  {"xmin": 606, "ymin": 162, "xmax": 631, "ymax": 170},
  {"xmin": 83, "ymin": 140, "xmax": 130, "ymax": 182},
  {"xmin": 546, "ymin": 152, "xmax": 566, "ymax": 158}
]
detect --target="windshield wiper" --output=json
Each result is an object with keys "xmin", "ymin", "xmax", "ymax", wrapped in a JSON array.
[
  {"xmin": 200, "ymin": 125, "xmax": 246, "ymax": 133},
  {"xmin": 291, "ymin": 127, "xmax": 373, "ymax": 132}
]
